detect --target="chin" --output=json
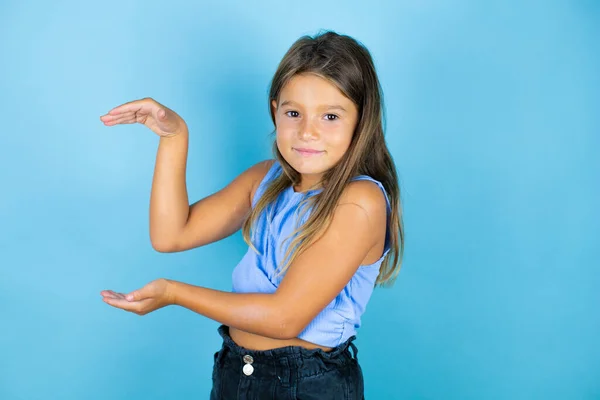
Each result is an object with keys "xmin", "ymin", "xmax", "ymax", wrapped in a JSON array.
[
  {"xmin": 293, "ymin": 165, "xmax": 329, "ymax": 176},
  {"xmin": 282, "ymin": 154, "xmax": 331, "ymax": 176}
]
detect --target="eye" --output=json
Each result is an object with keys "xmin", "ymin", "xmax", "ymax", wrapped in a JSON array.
[
  {"xmin": 285, "ymin": 111, "xmax": 300, "ymax": 118},
  {"xmin": 325, "ymin": 114, "xmax": 339, "ymax": 121}
]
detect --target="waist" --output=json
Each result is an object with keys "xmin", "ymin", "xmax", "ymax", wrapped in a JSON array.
[
  {"xmin": 229, "ymin": 326, "xmax": 334, "ymax": 352},
  {"xmin": 216, "ymin": 325, "xmax": 358, "ymax": 380}
]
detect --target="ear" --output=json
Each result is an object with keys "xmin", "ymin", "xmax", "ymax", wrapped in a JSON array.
[{"xmin": 270, "ymin": 100, "xmax": 278, "ymax": 126}]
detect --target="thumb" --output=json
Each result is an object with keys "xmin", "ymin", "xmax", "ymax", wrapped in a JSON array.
[{"xmin": 126, "ymin": 288, "xmax": 146, "ymax": 302}]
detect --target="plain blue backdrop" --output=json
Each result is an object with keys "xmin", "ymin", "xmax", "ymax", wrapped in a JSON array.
[{"xmin": 1, "ymin": 1, "xmax": 598, "ymax": 399}]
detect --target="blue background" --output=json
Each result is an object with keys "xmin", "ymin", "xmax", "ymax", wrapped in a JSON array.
[{"xmin": 1, "ymin": 1, "xmax": 598, "ymax": 399}]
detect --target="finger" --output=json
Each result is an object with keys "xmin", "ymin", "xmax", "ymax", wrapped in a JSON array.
[
  {"xmin": 125, "ymin": 288, "xmax": 147, "ymax": 302},
  {"xmin": 109, "ymin": 290, "xmax": 127, "ymax": 299},
  {"xmin": 102, "ymin": 116, "xmax": 138, "ymax": 126},
  {"xmin": 100, "ymin": 111, "xmax": 136, "ymax": 121},
  {"xmin": 104, "ymin": 297, "xmax": 155, "ymax": 315},
  {"xmin": 107, "ymin": 100, "xmax": 147, "ymax": 116},
  {"xmin": 103, "ymin": 296, "xmax": 138, "ymax": 312},
  {"xmin": 101, "ymin": 290, "xmax": 126, "ymax": 299}
]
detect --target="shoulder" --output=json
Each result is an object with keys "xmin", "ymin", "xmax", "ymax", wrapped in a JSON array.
[
  {"xmin": 337, "ymin": 179, "xmax": 387, "ymax": 224},
  {"xmin": 242, "ymin": 159, "xmax": 276, "ymax": 183},
  {"xmin": 339, "ymin": 179, "xmax": 387, "ymax": 211},
  {"xmin": 248, "ymin": 159, "xmax": 277, "ymax": 203},
  {"xmin": 249, "ymin": 159, "xmax": 276, "ymax": 177}
]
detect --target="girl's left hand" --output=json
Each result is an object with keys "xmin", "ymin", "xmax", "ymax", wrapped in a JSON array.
[{"xmin": 101, "ymin": 278, "xmax": 175, "ymax": 315}]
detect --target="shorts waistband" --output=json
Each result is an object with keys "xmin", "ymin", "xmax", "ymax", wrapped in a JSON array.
[
  {"xmin": 217, "ymin": 325, "xmax": 358, "ymax": 360},
  {"xmin": 214, "ymin": 325, "xmax": 359, "ymax": 382}
]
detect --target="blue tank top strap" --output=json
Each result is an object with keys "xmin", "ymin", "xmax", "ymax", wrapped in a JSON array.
[{"xmin": 252, "ymin": 160, "xmax": 282, "ymax": 207}]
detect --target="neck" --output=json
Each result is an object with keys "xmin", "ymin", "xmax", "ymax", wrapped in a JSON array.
[{"xmin": 294, "ymin": 173, "xmax": 323, "ymax": 192}]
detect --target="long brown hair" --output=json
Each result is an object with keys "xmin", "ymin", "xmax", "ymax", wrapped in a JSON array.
[{"xmin": 242, "ymin": 30, "xmax": 404, "ymax": 287}]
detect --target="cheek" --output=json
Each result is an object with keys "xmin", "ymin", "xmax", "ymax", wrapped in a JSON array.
[
  {"xmin": 325, "ymin": 126, "xmax": 353, "ymax": 149},
  {"xmin": 275, "ymin": 126, "xmax": 293, "ymax": 144},
  {"xmin": 275, "ymin": 117, "xmax": 293, "ymax": 136},
  {"xmin": 278, "ymin": 118, "xmax": 292, "ymax": 131},
  {"xmin": 275, "ymin": 128, "xmax": 296, "ymax": 154}
]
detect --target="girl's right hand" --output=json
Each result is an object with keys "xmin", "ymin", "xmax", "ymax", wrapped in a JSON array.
[{"xmin": 100, "ymin": 97, "xmax": 187, "ymax": 137}]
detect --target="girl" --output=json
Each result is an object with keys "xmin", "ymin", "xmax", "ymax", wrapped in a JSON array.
[{"xmin": 100, "ymin": 30, "xmax": 404, "ymax": 399}]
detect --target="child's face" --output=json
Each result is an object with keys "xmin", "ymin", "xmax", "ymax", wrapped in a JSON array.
[{"xmin": 272, "ymin": 73, "xmax": 359, "ymax": 188}]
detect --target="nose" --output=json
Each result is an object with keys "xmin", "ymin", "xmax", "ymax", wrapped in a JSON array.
[{"xmin": 298, "ymin": 118, "xmax": 319, "ymax": 141}]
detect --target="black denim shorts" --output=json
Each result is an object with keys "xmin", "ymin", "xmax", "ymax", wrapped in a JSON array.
[{"xmin": 210, "ymin": 325, "xmax": 364, "ymax": 400}]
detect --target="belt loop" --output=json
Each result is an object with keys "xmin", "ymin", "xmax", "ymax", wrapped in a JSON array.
[
  {"xmin": 349, "ymin": 342, "xmax": 359, "ymax": 361},
  {"xmin": 214, "ymin": 345, "xmax": 227, "ymax": 366},
  {"xmin": 276, "ymin": 357, "xmax": 291, "ymax": 387}
]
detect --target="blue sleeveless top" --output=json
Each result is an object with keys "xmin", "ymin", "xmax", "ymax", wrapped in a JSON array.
[{"xmin": 231, "ymin": 160, "xmax": 391, "ymax": 347}]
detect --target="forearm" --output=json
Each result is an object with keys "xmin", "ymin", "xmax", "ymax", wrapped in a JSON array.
[
  {"xmin": 149, "ymin": 128, "xmax": 190, "ymax": 251},
  {"xmin": 167, "ymin": 280, "xmax": 293, "ymax": 339}
]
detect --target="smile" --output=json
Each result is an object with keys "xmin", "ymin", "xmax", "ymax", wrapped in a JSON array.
[{"xmin": 294, "ymin": 148, "xmax": 324, "ymax": 157}]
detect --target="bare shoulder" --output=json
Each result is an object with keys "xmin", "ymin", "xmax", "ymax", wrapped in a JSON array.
[
  {"xmin": 336, "ymin": 179, "xmax": 388, "ymax": 262},
  {"xmin": 250, "ymin": 158, "xmax": 276, "ymax": 176},
  {"xmin": 248, "ymin": 159, "xmax": 276, "ymax": 202},
  {"xmin": 338, "ymin": 179, "xmax": 388, "ymax": 221}
]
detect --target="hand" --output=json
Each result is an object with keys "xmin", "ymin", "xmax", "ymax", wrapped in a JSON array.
[
  {"xmin": 99, "ymin": 97, "xmax": 187, "ymax": 137},
  {"xmin": 101, "ymin": 278, "xmax": 175, "ymax": 315}
]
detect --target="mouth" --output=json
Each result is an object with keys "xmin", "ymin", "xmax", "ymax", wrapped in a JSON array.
[{"xmin": 293, "ymin": 148, "xmax": 324, "ymax": 157}]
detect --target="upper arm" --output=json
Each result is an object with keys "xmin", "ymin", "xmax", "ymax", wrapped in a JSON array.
[
  {"xmin": 163, "ymin": 159, "xmax": 274, "ymax": 252},
  {"xmin": 273, "ymin": 180, "xmax": 388, "ymax": 337}
]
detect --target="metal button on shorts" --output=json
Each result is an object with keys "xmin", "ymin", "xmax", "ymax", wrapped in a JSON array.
[
  {"xmin": 242, "ymin": 363, "xmax": 254, "ymax": 376},
  {"xmin": 242, "ymin": 354, "xmax": 254, "ymax": 376}
]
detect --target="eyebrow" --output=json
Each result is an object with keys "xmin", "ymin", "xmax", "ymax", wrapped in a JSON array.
[{"xmin": 280, "ymin": 100, "xmax": 347, "ymax": 112}]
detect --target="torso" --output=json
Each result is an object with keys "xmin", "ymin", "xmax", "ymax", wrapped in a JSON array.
[
  {"xmin": 229, "ymin": 160, "xmax": 385, "ymax": 352},
  {"xmin": 229, "ymin": 327, "xmax": 335, "ymax": 352}
]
